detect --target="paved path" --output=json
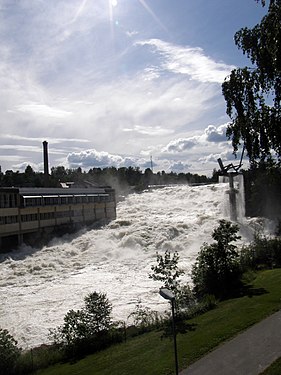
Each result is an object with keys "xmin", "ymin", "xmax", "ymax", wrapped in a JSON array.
[{"xmin": 180, "ymin": 310, "xmax": 281, "ymax": 375}]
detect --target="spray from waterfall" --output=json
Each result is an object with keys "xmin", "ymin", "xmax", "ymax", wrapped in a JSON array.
[{"xmin": 219, "ymin": 173, "xmax": 245, "ymax": 223}]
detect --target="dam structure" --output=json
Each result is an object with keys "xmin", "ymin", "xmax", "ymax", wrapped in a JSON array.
[{"xmin": 0, "ymin": 185, "xmax": 116, "ymax": 250}]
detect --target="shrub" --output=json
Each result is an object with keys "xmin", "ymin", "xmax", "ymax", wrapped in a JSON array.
[
  {"xmin": 128, "ymin": 301, "xmax": 161, "ymax": 333},
  {"xmin": 240, "ymin": 235, "xmax": 281, "ymax": 270},
  {"xmin": 15, "ymin": 344, "xmax": 64, "ymax": 374}
]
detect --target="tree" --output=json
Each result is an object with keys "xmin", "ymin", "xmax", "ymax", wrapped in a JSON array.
[
  {"xmin": 50, "ymin": 292, "xmax": 112, "ymax": 348},
  {"xmin": 0, "ymin": 328, "xmax": 21, "ymax": 375},
  {"xmin": 24, "ymin": 165, "xmax": 34, "ymax": 175},
  {"xmin": 222, "ymin": 0, "xmax": 281, "ymax": 166},
  {"xmin": 83, "ymin": 292, "xmax": 112, "ymax": 334},
  {"xmin": 149, "ymin": 250, "xmax": 184, "ymax": 294},
  {"xmin": 192, "ymin": 220, "xmax": 242, "ymax": 299}
]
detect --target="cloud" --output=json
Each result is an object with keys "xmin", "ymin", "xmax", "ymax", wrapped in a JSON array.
[
  {"xmin": 67, "ymin": 149, "xmax": 141, "ymax": 169},
  {"xmin": 2, "ymin": 134, "xmax": 90, "ymax": 144},
  {"xmin": 11, "ymin": 161, "xmax": 43, "ymax": 173},
  {"xmin": 199, "ymin": 149, "xmax": 241, "ymax": 165},
  {"xmin": 64, "ymin": 121, "xmax": 234, "ymax": 175},
  {"xmin": 204, "ymin": 123, "xmax": 228, "ymax": 143},
  {"xmin": 169, "ymin": 161, "xmax": 192, "ymax": 172},
  {"xmin": 0, "ymin": 144, "xmax": 42, "ymax": 153},
  {"xmin": 162, "ymin": 137, "xmax": 199, "ymax": 153},
  {"xmin": 161, "ymin": 123, "xmax": 230, "ymax": 154},
  {"xmin": 15, "ymin": 104, "xmax": 72, "ymax": 119},
  {"xmin": 126, "ymin": 30, "xmax": 139, "ymax": 38},
  {"xmin": 123, "ymin": 125, "xmax": 174, "ymax": 136},
  {"xmin": 136, "ymin": 39, "xmax": 236, "ymax": 83}
]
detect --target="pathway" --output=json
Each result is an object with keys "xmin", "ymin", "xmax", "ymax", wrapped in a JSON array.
[{"xmin": 180, "ymin": 310, "xmax": 281, "ymax": 375}]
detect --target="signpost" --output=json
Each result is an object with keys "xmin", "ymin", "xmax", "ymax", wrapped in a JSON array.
[{"xmin": 159, "ymin": 288, "xmax": 179, "ymax": 375}]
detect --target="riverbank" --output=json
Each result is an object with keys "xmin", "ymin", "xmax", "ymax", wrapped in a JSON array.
[{"xmin": 23, "ymin": 268, "xmax": 281, "ymax": 375}]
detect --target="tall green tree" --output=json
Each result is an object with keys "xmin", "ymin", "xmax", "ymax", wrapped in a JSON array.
[
  {"xmin": 222, "ymin": 0, "xmax": 281, "ymax": 165},
  {"xmin": 192, "ymin": 220, "xmax": 242, "ymax": 299}
]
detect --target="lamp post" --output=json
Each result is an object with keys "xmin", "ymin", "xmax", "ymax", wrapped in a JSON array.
[{"xmin": 159, "ymin": 288, "xmax": 179, "ymax": 375}]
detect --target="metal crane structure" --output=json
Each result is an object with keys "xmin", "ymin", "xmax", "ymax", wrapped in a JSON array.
[{"xmin": 217, "ymin": 147, "xmax": 245, "ymax": 221}]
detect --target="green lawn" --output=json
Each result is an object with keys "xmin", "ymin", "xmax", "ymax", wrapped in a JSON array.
[{"xmin": 35, "ymin": 269, "xmax": 281, "ymax": 375}]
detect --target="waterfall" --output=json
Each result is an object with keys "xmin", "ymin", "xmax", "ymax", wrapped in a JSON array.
[
  {"xmin": 234, "ymin": 174, "xmax": 246, "ymax": 221},
  {"xmin": 219, "ymin": 174, "xmax": 245, "ymax": 222}
]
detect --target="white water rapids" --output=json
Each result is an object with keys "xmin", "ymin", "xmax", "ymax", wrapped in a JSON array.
[{"xmin": 0, "ymin": 182, "xmax": 270, "ymax": 348}]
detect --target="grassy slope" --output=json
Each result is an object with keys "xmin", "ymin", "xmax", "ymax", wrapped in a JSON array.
[{"xmin": 36, "ymin": 269, "xmax": 281, "ymax": 375}]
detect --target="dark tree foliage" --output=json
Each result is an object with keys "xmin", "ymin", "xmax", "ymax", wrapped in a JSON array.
[
  {"xmin": 222, "ymin": 0, "xmax": 281, "ymax": 165},
  {"xmin": 0, "ymin": 328, "xmax": 21, "ymax": 375},
  {"xmin": 243, "ymin": 164, "xmax": 281, "ymax": 218},
  {"xmin": 192, "ymin": 220, "xmax": 242, "ymax": 299},
  {"xmin": 50, "ymin": 292, "xmax": 113, "ymax": 350},
  {"xmin": 0, "ymin": 165, "xmax": 210, "ymax": 190},
  {"xmin": 240, "ymin": 234, "xmax": 281, "ymax": 270}
]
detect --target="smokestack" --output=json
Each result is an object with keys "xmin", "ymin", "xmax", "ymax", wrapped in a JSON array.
[{"xmin": 43, "ymin": 141, "xmax": 49, "ymax": 186}]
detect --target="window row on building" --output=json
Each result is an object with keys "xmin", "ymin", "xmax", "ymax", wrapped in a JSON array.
[
  {"xmin": 0, "ymin": 194, "xmax": 18, "ymax": 208},
  {"xmin": 0, "ymin": 215, "xmax": 18, "ymax": 225},
  {"xmin": 22, "ymin": 194, "xmax": 109, "ymax": 207},
  {"xmin": 0, "ymin": 208, "xmax": 102, "ymax": 225}
]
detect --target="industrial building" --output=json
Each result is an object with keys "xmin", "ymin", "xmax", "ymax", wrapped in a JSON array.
[
  {"xmin": 0, "ymin": 141, "xmax": 116, "ymax": 250},
  {"xmin": 0, "ymin": 185, "xmax": 116, "ymax": 250}
]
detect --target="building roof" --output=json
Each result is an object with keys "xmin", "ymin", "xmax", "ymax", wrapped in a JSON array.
[{"xmin": 0, "ymin": 186, "xmax": 112, "ymax": 196}]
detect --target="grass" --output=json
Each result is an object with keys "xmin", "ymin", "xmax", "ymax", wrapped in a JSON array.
[{"xmin": 34, "ymin": 269, "xmax": 281, "ymax": 375}]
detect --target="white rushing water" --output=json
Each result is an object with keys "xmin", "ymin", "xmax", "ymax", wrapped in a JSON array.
[{"xmin": 0, "ymin": 182, "xmax": 268, "ymax": 348}]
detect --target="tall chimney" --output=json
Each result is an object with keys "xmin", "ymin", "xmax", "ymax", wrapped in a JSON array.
[{"xmin": 43, "ymin": 141, "xmax": 49, "ymax": 186}]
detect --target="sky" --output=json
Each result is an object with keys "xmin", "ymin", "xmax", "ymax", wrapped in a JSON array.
[{"xmin": 0, "ymin": 0, "xmax": 267, "ymax": 176}]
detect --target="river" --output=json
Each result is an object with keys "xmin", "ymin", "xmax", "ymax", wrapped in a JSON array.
[{"xmin": 0, "ymin": 181, "xmax": 268, "ymax": 348}]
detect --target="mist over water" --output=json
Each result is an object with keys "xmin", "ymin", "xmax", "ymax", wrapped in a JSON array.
[{"xmin": 0, "ymin": 182, "xmax": 265, "ymax": 348}]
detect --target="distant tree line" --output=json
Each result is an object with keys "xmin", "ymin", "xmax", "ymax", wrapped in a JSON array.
[
  {"xmin": 0, "ymin": 165, "xmax": 212, "ymax": 193},
  {"xmin": 1, "ymin": 164, "xmax": 281, "ymax": 220}
]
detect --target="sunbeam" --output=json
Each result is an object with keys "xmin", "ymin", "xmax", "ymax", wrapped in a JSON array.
[
  {"xmin": 138, "ymin": 0, "xmax": 169, "ymax": 34},
  {"xmin": 108, "ymin": 0, "xmax": 118, "ymax": 41},
  {"xmin": 72, "ymin": 0, "xmax": 88, "ymax": 23}
]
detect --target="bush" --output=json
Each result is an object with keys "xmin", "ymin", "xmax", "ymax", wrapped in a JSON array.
[
  {"xmin": 183, "ymin": 294, "xmax": 218, "ymax": 320},
  {"xmin": 240, "ymin": 235, "xmax": 281, "ymax": 270},
  {"xmin": 0, "ymin": 328, "xmax": 21, "ymax": 375},
  {"xmin": 15, "ymin": 344, "xmax": 64, "ymax": 374},
  {"xmin": 128, "ymin": 301, "xmax": 161, "ymax": 334}
]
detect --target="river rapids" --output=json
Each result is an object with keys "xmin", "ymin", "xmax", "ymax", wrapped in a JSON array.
[{"xmin": 0, "ymin": 181, "xmax": 271, "ymax": 348}]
